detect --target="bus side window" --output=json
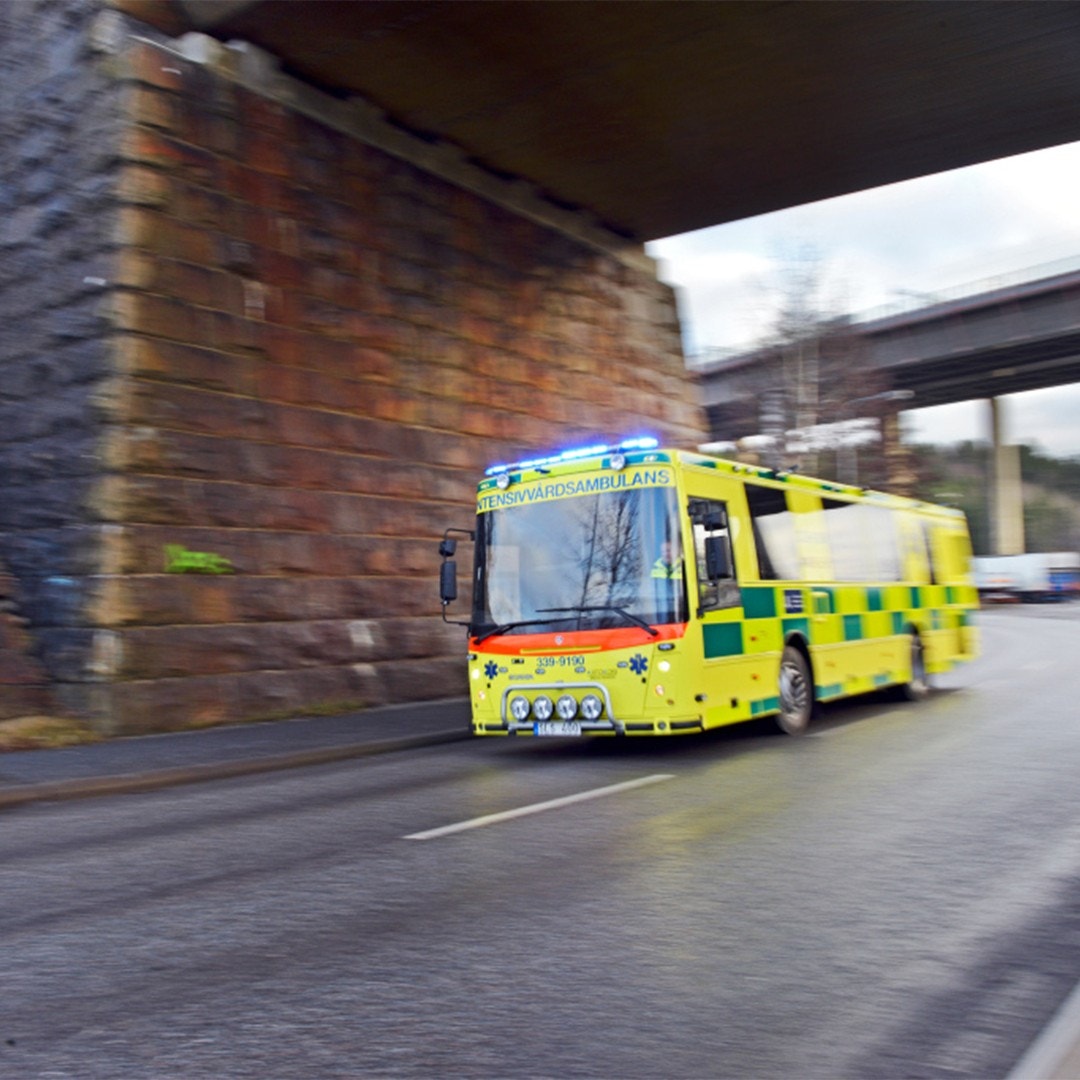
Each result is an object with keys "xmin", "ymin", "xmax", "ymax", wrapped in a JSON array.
[
  {"xmin": 689, "ymin": 499, "xmax": 739, "ymax": 613},
  {"xmin": 923, "ymin": 521, "xmax": 939, "ymax": 585},
  {"xmin": 932, "ymin": 526, "xmax": 972, "ymax": 584},
  {"xmin": 746, "ymin": 483, "xmax": 799, "ymax": 580}
]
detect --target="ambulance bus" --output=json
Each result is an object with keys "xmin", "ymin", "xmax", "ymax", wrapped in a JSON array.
[{"xmin": 438, "ymin": 437, "xmax": 978, "ymax": 737}]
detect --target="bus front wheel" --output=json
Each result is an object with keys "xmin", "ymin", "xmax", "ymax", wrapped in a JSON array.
[{"xmin": 777, "ymin": 644, "xmax": 813, "ymax": 735}]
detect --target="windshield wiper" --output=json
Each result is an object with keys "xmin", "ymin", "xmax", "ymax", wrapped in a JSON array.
[
  {"xmin": 537, "ymin": 606, "xmax": 660, "ymax": 637},
  {"xmin": 473, "ymin": 616, "xmax": 578, "ymax": 645}
]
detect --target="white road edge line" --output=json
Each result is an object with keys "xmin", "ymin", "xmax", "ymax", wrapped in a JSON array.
[
  {"xmin": 1006, "ymin": 976, "xmax": 1080, "ymax": 1080},
  {"xmin": 403, "ymin": 774, "xmax": 676, "ymax": 840}
]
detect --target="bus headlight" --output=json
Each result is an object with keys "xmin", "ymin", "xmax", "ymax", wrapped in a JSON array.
[
  {"xmin": 509, "ymin": 696, "xmax": 530, "ymax": 721},
  {"xmin": 580, "ymin": 694, "xmax": 603, "ymax": 721},
  {"xmin": 532, "ymin": 695, "xmax": 554, "ymax": 721},
  {"xmin": 556, "ymin": 694, "xmax": 578, "ymax": 720}
]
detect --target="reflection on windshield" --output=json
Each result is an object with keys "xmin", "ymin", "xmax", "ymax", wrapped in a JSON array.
[{"xmin": 474, "ymin": 487, "xmax": 687, "ymax": 634}]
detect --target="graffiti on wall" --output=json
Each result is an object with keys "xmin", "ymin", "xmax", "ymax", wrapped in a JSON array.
[{"xmin": 163, "ymin": 545, "xmax": 234, "ymax": 574}]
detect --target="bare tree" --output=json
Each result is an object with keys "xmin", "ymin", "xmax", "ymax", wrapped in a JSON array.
[{"xmin": 745, "ymin": 247, "xmax": 902, "ymax": 487}]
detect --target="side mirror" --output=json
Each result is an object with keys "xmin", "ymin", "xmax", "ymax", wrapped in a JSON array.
[
  {"xmin": 440, "ymin": 560, "xmax": 458, "ymax": 604},
  {"xmin": 438, "ymin": 527, "xmax": 474, "ymax": 627},
  {"xmin": 704, "ymin": 536, "xmax": 732, "ymax": 581}
]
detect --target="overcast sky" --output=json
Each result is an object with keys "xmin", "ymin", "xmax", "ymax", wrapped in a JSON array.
[{"xmin": 646, "ymin": 141, "xmax": 1080, "ymax": 458}]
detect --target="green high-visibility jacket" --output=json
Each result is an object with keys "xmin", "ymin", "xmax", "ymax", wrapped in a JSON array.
[{"xmin": 651, "ymin": 557, "xmax": 683, "ymax": 580}]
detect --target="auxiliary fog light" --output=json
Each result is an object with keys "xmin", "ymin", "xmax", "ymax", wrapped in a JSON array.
[
  {"xmin": 532, "ymin": 695, "xmax": 554, "ymax": 721},
  {"xmin": 556, "ymin": 694, "xmax": 578, "ymax": 720},
  {"xmin": 580, "ymin": 694, "xmax": 603, "ymax": 721},
  {"xmin": 509, "ymin": 695, "xmax": 531, "ymax": 721}
]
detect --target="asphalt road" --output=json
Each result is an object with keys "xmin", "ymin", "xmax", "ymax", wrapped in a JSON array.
[{"xmin": 3, "ymin": 606, "xmax": 1080, "ymax": 1078}]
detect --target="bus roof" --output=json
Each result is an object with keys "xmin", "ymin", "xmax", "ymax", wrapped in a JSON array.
[{"xmin": 478, "ymin": 441, "xmax": 965, "ymax": 519}]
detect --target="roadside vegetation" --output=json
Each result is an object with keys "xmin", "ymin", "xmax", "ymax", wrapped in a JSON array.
[
  {"xmin": 0, "ymin": 715, "xmax": 100, "ymax": 752},
  {"xmin": 910, "ymin": 441, "xmax": 1080, "ymax": 556}
]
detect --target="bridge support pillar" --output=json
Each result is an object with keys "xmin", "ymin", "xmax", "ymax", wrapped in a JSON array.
[
  {"xmin": 882, "ymin": 412, "xmax": 916, "ymax": 496},
  {"xmin": 988, "ymin": 397, "xmax": 1025, "ymax": 555}
]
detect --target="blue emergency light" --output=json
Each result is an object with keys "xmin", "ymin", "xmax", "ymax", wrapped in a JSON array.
[{"xmin": 484, "ymin": 436, "xmax": 660, "ymax": 477}]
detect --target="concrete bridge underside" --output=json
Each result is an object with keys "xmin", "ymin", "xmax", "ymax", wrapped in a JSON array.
[{"xmin": 122, "ymin": 0, "xmax": 1080, "ymax": 242}]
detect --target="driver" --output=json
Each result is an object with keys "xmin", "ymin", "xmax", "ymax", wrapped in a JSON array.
[{"xmin": 651, "ymin": 538, "xmax": 684, "ymax": 580}]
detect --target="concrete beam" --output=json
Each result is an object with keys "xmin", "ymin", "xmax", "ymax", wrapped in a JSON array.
[{"xmin": 176, "ymin": 1, "xmax": 259, "ymax": 30}]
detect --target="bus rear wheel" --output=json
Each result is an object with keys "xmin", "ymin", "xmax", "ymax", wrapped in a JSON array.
[
  {"xmin": 898, "ymin": 633, "xmax": 930, "ymax": 701},
  {"xmin": 777, "ymin": 644, "xmax": 813, "ymax": 735}
]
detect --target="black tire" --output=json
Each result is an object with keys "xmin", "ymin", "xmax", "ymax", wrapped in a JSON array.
[
  {"xmin": 898, "ymin": 633, "xmax": 930, "ymax": 701},
  {"xmin": 777, "ymin": 644, "xmax": 813, "ymax": 735}
]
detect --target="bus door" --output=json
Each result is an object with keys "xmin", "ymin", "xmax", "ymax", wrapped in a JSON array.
[
  {"xmin": 688, "ymin": 497, "xmax": 741, "ymax": 614},
  {"xmin": 685, "ymin": 492, "xmax": 752, "ymax": 727}
]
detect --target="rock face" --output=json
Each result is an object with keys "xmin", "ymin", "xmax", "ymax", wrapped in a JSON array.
[{"xmin": 0, "ymin": 1, "xmax": 705, "ymax": 734}]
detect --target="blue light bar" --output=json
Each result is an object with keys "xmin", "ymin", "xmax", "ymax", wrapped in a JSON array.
[{"xmin": 484, "ymin": 436, "xmax": 660, "ymax": 477}]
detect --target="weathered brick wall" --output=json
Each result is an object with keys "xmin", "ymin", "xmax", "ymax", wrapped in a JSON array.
[{"xmin": 2, "ymin": 4, "xmax": 705, "ymax": 734}]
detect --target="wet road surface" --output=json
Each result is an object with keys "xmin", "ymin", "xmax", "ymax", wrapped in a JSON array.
[{"xmin": 2, "ymin": 606, "xmax": 1079, "ymax": 1078}]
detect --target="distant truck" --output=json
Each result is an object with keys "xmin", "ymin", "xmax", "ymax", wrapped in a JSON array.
[{"xmin": 973, "ymin": 552, "xmax": 1080, "ymax": 602}]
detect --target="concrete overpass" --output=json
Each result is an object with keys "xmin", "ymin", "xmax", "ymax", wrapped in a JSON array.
[{"xmin": 700, "ymin": 264, "xmax": 1080, "ymax": 431}]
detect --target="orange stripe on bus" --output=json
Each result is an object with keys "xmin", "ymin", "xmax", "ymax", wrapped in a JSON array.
[{"xmin": 473, "ymin": 623, "xmax": 688, "ymax": 655}]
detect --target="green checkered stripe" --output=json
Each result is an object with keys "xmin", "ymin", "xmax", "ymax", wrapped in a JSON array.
[{"xmin": 702, "ymin": 583, "xmax": 978, "ymax": 660}]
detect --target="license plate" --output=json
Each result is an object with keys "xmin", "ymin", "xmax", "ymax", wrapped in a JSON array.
[{"xmin": 533, "ymin": 721, "xmax": 582, "ymax": 737}]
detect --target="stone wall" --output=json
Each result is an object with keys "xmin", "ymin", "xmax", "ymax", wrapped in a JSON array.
[
  {"xmin": 0, "ymin": 559, "xmax": 55, "ymax": 719},
  {"xmin": 0, "ymin": 0, "xmax": 125, "ymax": 714},
  {"xmin": 0, "ymin": 2, "xmax": 706, "ymax": 734}
]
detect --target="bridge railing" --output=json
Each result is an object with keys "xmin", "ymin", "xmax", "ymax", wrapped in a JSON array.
[
  {"xmin": 853, "ymin": 253, "xmax": 1080, "ymax": 325},
  {"xmin": 689, "ymin": 253, "xmax": 1080, "ymax": 370}
]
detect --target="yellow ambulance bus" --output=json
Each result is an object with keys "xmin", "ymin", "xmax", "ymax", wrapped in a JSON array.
[{"xmin": 438, "ymin": 437, "xmax": 978, "ymax": 737}]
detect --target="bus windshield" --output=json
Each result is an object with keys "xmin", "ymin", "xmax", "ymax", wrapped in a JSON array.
[{"xmin": 473, "ymin": 486, "xmax": 687, "ymax": 636}]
